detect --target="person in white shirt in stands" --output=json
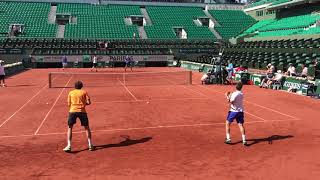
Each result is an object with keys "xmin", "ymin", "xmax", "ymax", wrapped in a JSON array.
[
  {"xmin": 300, "ymin": 64, "xmax": 308, "ymax": 78},
  {"xmin": 225, "ymin": 82, "xmax": 247, "ymax": 146},
  {"xmin": 91, "ymin": 55, "xmax": 98, "ymax": 72},
  {"xmin": 286, "ymin": 63, "xmax": 296, "ymax": 76},
  {"xmin": 267, "ymin": 70, "xmax": 283, "ymax": 88},
  {"xmin": 260, "ymin": 63, "xmax": 275, "ymax": 88},
  {"xmin": 0, "ymin": 60, "xmax": 6, "ymax": 87}
]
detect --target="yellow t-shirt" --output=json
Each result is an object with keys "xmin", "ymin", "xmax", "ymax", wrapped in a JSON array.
[{"xmin": 68, "ymin": 89, "xmax": 90, "ymax": 113}]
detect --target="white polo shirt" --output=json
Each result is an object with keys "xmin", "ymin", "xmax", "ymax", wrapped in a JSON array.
[
  {"xmin": 93, "ymin": 56, "xmax": 97, "ymax": 64},
  {"xmin": 0, "ymin": 65, "xmax": 5, "ymax": 75},
  {"xmin": 229, "ymin": 90, "xmax": 244, "ymax": 112},
  {"xmin": 287, "ymin": 66, "xmax": 296, "ymax": 75},
  {"xmin": 301, "ymin": 67, "xmax": 308, "ymax": 76},
  {"xmin": 201, "ymin": 74, "xmax": 208, "ymax": 81}
]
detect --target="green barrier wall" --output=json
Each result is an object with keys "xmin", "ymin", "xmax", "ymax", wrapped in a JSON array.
[
  {"xmin": 4, "ymin": 62, "xmax": 25, "ymax": 76},
  {"xmin": 282, "ymin": 77, "xmax": 308, "ymax": 91},
  {"xmin": 180, "ymin": 61, "xmax": 213, "ymax": 73},
  {"xmin": 250, "ymin": 74, "xmax": 266, "ymax": 86}
]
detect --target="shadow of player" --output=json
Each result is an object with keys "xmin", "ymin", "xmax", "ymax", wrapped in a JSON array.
[
  {"xmin": 69, "ymin": 136, "xmax": 152, "ymax": 154},
  {"xmin": 230, "ymin": 135, "xmax": 294, "ymax": 146}
]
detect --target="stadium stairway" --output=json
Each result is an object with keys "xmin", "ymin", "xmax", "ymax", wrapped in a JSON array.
[
  {"xmin": 203, "ymin": 9, "xmax": 221, "ymax": 27},
  {"xmin": 56, "ymin": 25, "xmax": 65, "ymax": 38},
  {"xmin": 138, "ymin": 26, "xmax": 148, "ymax": 39},
  {"xmin": 48, "ymin": 5, "xmax": 57, "ymax": 24},
  {"xmin": 209, "ymin": 27, "xmax": 222, "ymax": 40},
  {"xmin": 140, "ymin": 7, "xmax": 152, "ymax": 25},
  {"xmin": 201, "ymin": 9, "xmax": 223, "ymax": 39}
]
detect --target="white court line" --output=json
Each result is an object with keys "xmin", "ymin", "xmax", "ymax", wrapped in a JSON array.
[
  {"xmin": 94, "ymin": 97, "xmax": 207, "ymax": 104},
  {"xmin": 0, "ymin": 119, "xmax": 303, "ymax": 139},
  {"xmin": 118, "ymin": 79, "xmax": 138, "ymax": 101},
  {"xmin": 245, "ymin": 111, "xmax": 266, "ymax": 121},
  {"xmin": 0, "ymin": 83, "xmax": 49, "ymax": 128},
  {"xmin": 160, "ymin": 73, "xmax": 208, "ymax": 98},
  {"xmin": 198, "ymin": 85, "xmax": 298, "ymax": 120},
  {"xmin": 244, "ymin": 101, "xmax": 298, "ymax": 120},
  {"xmin": 34, "ymin": 76, "xmax": 73, "ymax": 135},
  {"xmin": 180, "ymin": 84, "xmax": 268, "ymax": 121}
]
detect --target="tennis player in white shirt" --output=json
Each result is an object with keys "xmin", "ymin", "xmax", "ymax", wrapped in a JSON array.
[
  {"xmin": 91, "ymin": 55, "xmax": 98, "ymax": 72},
  {"xmin": 225, "ymin": 82, "xmax": 247, "ymax": 146},
  {"xmin": 0, "ymin": 60, "xmax": 6, "ymax": 87}
]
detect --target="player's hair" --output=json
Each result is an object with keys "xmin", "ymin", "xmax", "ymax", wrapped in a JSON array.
[
  {"xmin": 236, "ymin": 82, "xmax": 243, "ymax": 91},
  {"xmin": 75, "ymin": 81, "xmax": 83, "ymax": 89}
]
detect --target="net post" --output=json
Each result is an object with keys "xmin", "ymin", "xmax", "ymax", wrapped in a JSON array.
[
  {"xmin": 48, "ymin": 73, "xmax": 52, "ymax": 88},
  {"xmin": 188, "ymin": 71, "xmax": 192, "ymax": 85}
]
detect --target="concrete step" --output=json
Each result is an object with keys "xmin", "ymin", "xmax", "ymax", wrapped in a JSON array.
[
  {"xmin": 209, "ymin": 27, "xmax": 222, "ymax": 40},
  {"xmin": 138, "ymin": 26, "xmax": 148, "ymax": 39},
  {"xmin": 56, "ymin": 25, "xmax": 65, "ymax": 38},
  {"xmin": 48, "ymin": 6, "xmax": 57, "ymax": 24},
  {"xmin": 140, "ymin": 8, "xmax": 152, "ymax": 25}
]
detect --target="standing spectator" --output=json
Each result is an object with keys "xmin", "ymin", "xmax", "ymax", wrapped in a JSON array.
[
  {"xmin": 62, "ymin": 55, "xmax": 68, "ymax": 70},
  {"xmin": 226, "ymin": 60, "xmax": 234, "ymax": 82},
  {"xmin": 0, "ymin": 60, "xmax": 6, "ymax": 87},
  {"xmin": 286, "ymin": 63, "xmax": 296, "ymax": 76},
  {"xmin": 91, "ymin": 55, "xmax": 98, "ymax": 72}
]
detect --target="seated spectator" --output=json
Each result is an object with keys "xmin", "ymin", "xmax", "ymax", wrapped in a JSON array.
[
  {"xmin": 300, "ymin": 64, "xmax": 308, "ymax": 78},
  {"xmin": 267, "ymin": 70, "xmax": 283, "ymax": 89},
  {"xmin": 234, "ymin": 65, "xmax": 247, "ymax": 73},
  {"xmin": 260, "ymin": 63, "xmax": 275, "ymax": 88},
  {"xmin": 286, "ymin": 63, "xmax": 296, "ymax": 76},
  {"xmin": 267, "ymin": 63, "xmax": 276, "ymax": 73}
]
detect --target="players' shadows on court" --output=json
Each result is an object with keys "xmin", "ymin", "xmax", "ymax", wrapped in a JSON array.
[
  {"xmin": 70, "ymin": 136, "xmax": 152, "ymax": 153},
  {"xmin": 231, "ymin": 135, "xmax": 294, "ymax": 146}
]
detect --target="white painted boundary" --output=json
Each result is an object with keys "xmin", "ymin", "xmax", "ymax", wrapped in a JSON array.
[
  {"xmin": 0, "ymin": 118, "xmax": 303, "ymax": 139},
  {"xmin": 118, "ymin": 79, "xmax": 138, "ymax": 101},
  {"xmin": 34, "ymin": 76, "xmax": 73, "ymax": 135},
  {"xmin": 0, "ymin": 83, "xmax": 49, "ymax": 128}
]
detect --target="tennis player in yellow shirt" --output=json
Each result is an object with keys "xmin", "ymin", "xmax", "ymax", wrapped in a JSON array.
[{"xmin": 63, "ymin": 81, "xmax": 94, "ymax": 152}]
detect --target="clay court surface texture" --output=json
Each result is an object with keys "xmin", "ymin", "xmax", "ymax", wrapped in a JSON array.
[{"xmin": 0, "ymin": 67, "xmax": 319, "ymax": 180}]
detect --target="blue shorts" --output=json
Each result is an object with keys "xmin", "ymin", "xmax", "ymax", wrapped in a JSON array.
[{"xmin": 227, "ymin": 111, "xmax": 244, "ymax": 124}]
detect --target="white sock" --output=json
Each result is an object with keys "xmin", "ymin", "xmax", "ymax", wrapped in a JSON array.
[
  {"xmin": 226, "ymin": 133, "xmax": 231, "ymax": 140},
  {"xmin": 67, "ymin": 140, "xmax": 71, "ymax": 147},
  {"xmin": 242, "ymin": 135, "xmax": 246, "ymax": 142},
  {"xmin": 88, "ymin": 139, "xmax": 92, "ymax": 147}
]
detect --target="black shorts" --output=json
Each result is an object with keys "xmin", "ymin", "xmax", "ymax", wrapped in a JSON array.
[
  {"xmin": 68, "ymin": 112, "xmax": 89, "ymax": 127},
  {"xmin": 0, "ymin": 75, "xmax": 5, "ymax": 80},
  {"xmin": 93, "ymin": 63, "xmax": 98, "ymax": 67}
]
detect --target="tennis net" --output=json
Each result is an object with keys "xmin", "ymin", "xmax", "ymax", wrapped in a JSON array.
[{"xmin": 48, "ymin": 71, "xmax": 192, "ymax": 88}]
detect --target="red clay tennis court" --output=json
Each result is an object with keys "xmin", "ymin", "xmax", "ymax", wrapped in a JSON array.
[{"xmin": 0, "ymin": 67, "xmax": 320, "ymax": 179}]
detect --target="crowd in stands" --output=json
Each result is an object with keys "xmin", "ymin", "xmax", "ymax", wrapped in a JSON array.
[{"xmin": 201, "ymin": 60, "xmax": 249, "ymax": 85}]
